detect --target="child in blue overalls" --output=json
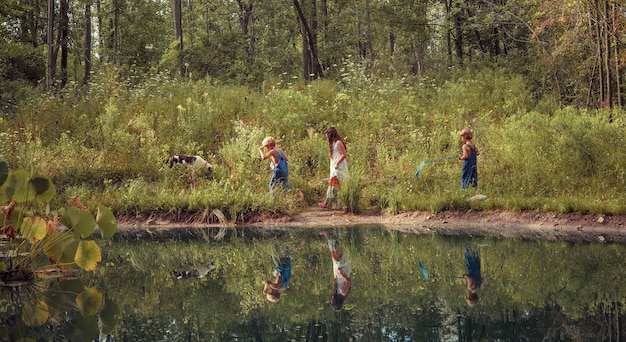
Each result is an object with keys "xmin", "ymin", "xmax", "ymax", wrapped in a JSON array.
[
  {"xmin": 259, "ymin": 136, "xmax": 292, "ymax": 192},
  {"xmin": 263, "ymin": 249, "xmax": 292, "ymax": 302},
  {"xmin": 458, "ymin": 128, "xmax": 479, "ymax": 188}
]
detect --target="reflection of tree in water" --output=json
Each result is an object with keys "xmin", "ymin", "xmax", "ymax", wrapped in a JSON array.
[{"xmin": 23, "ymin": 226, "xmax": 626, "ymax": 340}]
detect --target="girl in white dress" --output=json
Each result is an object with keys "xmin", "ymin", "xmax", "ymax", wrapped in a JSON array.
[{"xmin": 319, "ymin": 127, "xmax": 348, "ymax": 208}]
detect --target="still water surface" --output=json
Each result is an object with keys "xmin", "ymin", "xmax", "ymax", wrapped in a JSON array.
[{"xmin": 3, "ymin": 225, "xmax": 625, "ymax": 341}]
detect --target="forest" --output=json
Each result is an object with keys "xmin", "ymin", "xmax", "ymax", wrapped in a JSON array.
[{"xmin": 1, "ymin": 0, "xmax": 626, "ymax": 220}]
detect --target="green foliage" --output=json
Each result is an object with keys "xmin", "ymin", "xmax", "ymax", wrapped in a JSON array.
[
  {"xmin": 339, "ymin": 167, "xmax": 364, "ymax": 213},
  {"xmin": 0, "ymin": 162, "xmax": 118, "ymax": 283},
  {"xmin": 1, "ymin": 68, "xmax": 625, "ymax": 219}
]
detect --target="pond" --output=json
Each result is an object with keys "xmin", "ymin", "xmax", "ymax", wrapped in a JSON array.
[{"xmin": 2, "ymin": 225, "xmax": 625, "ymax": 341}]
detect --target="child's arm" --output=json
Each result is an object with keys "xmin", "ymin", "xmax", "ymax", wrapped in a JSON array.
[
  {"xmin": 334, "ymin": 141, "xmax": 347, "ymax": 168},
  {"xmin": 259, "ymin": 148, "xmax": 277, "ymax": 164},
  {"xmin": 459, "ymin": 144, "xmax": 471, "ymax": 160}
]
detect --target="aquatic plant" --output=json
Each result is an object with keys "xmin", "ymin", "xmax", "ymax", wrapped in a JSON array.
[{"xmin": 0, "ymin": 160, "xmax": 117, "ymax": 285}]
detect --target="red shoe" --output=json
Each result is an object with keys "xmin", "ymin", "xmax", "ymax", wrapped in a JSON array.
[{"xmin": 318, "ymin": 202, "xmax": 329, "ymax": 209}]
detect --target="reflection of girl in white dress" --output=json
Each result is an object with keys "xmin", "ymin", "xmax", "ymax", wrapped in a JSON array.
[
  {"xmin": 319, "ymin": 127, "xmax": 348, "ymax": 209},
  {"xmin": 320, "ymin": 230, "xmax": 351, "ymax": 310}
]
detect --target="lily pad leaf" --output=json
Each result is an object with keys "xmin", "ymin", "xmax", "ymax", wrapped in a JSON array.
[
  {"xmin": 30, "ymin": 175, "xmax": 55, "ymax": 202},
  {"xmin": 22, "ymin": 301, "xmax": 49, "ymax": 327},
  {"xmin": 96, "ymin": 206, "xmax": 117, "ymax": 239},
  {"xmin": 44, "ymin": 233, "xmax": 78, "ymax": 267},
  {"xmin": 76, "ymin": 287, "xmax": 103, "ymax": 317},
  {"xmin": 20, "ymin": 216, "xmax": 48, "ymax": 242},
  {"xmin": 60, "ymin": 206, "xmax": 96, "ymax": 239},
  {"xmin": 75, "ymin": 240, "xmax": 101, "ymax": 271},
  {"xmin": 99, "ymin": 298, "xmax": 120, "ymax": 334},
  {"xmin": 2, "ymin": 170, "xmax": 30, "ymax": 203}
]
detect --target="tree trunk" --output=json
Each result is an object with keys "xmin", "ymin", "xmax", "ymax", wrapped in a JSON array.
[
  {"xmin": 613, "ymin": 3, "xmax": 622, "ymax": 110},
  {"xmin": 59, "ymin": 0, "xmax": 68, "ymax": 88},
  {"xmin": 47, "ymin": 0, "xmax": 55, "ymax": 89},
  {"xmin": 96, "ymin": 0, "xmax": 103, "ymax": 62},
  {"xmin": 173, "ymin": 0, "xmax": 184, "ymax": 77},
  {"xmin": 365, "ymin": 0, "xmax": 374, "ymax": 65},
  {"xmin": 602, "ymin": 0, "xmax": 612, "ymax": 113},
  {"xmin": 293, "ymin": 0, "xmax": 323, "ymax": 80},
  {"xmin": 237, "ymin": 0, "xmax": 254, "ymax": 64},
  {"xmin": 453, "ymin": 1, "xmax": 463, "ymax": 65},
  {"xmin": 593, "ymin": 0, "xmax": 605, "ymax": 107},
  {"xmin": 83, "ymin": 1, "xmax": 92, "ymax": 85}
]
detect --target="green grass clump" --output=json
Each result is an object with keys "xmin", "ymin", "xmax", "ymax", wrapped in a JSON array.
[{"xmin": 2, "ymin": 66, "xmax": 626, "ymax": 221}]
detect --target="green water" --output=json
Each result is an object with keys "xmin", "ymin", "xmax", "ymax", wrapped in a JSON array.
[{"xmin": 2, "ymin": 225, "xmax": 626, "ymax": 341}]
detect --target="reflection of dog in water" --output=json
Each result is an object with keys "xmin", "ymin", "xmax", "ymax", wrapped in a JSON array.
[
  {"xmin": 166, "ymin": 155, "xmax": 213, "ymax": 174},
  {"xmin": 172, "ymin": 263, "xmax": 215, "ymax": 279}
]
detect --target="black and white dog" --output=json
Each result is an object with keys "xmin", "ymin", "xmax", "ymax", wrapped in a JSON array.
[{"xmin": 166, "ymin": 155, "xmax": 213, "ymax": 174}]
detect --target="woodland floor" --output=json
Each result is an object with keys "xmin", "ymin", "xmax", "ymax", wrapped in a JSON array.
[{"xmin": 116, "ymin": 207, "xmax": 626, "ymax": 244}]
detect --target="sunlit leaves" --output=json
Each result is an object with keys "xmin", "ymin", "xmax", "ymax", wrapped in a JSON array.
[
  {"xmin": 76, "ymin": 287, "xmax": 103, "ymax": 316},
  {"xmin": 60, "ymin": 206, "xmax": 96, "ymax": 239},
  {"xmin": 75, "ymin": 240, "xmax": 102, "ymax": 271},
  {"xmin": 20, "ymin": 216, "xmax": 47, "ymax": 242},
  {"xmin": 96, "ymin": 205, "xmax": 117, "ymax": 239},
  {"xmin": 21, "ymin": 300, "xmax": 49, "ymax": 327},
  {"xmin": 0, "ymin": 170, "xmax": 55, "ymax": 203},
  {"xmin": 43, "ymin": 232, "xmax": 78, "ymax": 267}
]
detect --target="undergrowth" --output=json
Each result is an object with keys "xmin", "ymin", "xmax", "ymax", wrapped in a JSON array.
[{"xmin": 2, "ymin": 65, "xmax": 625, "ymax": 221}]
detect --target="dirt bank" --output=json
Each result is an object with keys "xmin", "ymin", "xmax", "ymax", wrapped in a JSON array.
[{"xmin": 116, "ymin": 208, "xmax": 626, "ymax": 244}]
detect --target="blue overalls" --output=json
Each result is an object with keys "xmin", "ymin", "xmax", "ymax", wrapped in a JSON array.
[
  {"xmin": 461, "ymin": 144, "xmax": 478, "ymax": 188},
  {"xmin": 269, "ymin": 149, "xmax": 291, "ymax": 191}
]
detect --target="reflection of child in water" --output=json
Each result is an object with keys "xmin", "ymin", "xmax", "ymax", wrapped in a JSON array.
[
  {"xmin": 320, "ymin": 231, "xmax": 351, "ymax": 310},
  {"xmin": 463, "ymin": 247, "xmax": 482, "ymax": 307},
  {"xmin": 263, "ymin": 249, "xmax": 292, "ymax": 302}
]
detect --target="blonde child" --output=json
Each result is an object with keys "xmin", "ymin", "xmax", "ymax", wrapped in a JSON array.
[
  {"xmin": 458, "ymin": 128, "xmax": 479, "ymax": 188},
  {"xmin": 259, "ymin": 136, "xmax": 292, "ymax": 192}
]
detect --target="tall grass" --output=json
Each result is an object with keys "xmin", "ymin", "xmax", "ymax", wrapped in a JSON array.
[{"xmin": 1, "ymin": 63, "xmax": 626, "ymax": 221}]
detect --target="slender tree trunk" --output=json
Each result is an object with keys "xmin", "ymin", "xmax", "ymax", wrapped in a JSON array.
[
  {"xmin": 453, "ymin": 1, "xmax": 463, "ymax": 65},
  {"xmin": 96, "ymin": 0, "xmax": 103, "ymax": 62},
  {"xmin": 593, "ymin": 0, "xmax": 605, "ymax": 107},
  {"xmin": 293, "ymin": 0, "xmax": 323, "ymax": 80},
  {"xmin": 613, "ymin": 3, "xmax": 622, "ymax": 110},
  {"xmin": 365, "ymin": 0, "xmax": 374, "ymax": 65},
  {"xmin": 59, "ymin": 0, "xmax": 68, "ymax": 88},
  {"xmin": 237, "ymin": 1, "xmax": 254, "ymax": 64},
  {"xmin": 445, "ymin": 0, "xmax": 452, "ymax": 66},
  {"xmin": 173, "ymin": 0, "xmax": 184, "ymax": 77},
  {"xmin": 309, "ymin": 0, "xmax": 320, "ymax": 78},
  {"xmin": 47, "ymin": 0, "xmax": 55, "ymax": 89},
  {"xmin": 603, "ymin": 0, "xmax": 612, "ymax": 113},
  {"xmin": 83, "ymin": 1, "xmax": 92, "ymax": 85},
  {"xmin": 320, "ymin": 0, "xmax": 328, "ymax": 67}
]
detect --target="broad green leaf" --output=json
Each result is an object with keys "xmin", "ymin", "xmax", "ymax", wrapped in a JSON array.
[
  {"xmin": 60, "ymin": 206, "xmax": 96, "ymax": 239},
  {"xmin": 0, "ymin": 262, "xmax": 7, "ymax": 272},
  {"xmin": 75, "ymin": 240, "xmax": 101, "ymax": 271},
  {"xmin": 0, "ymin": 171, "xmax": 18, "ymax": 202},
  {"xmin": 76, "ymin": 287, "xmax": 103, "ymax": 316},
  {"xmin": 30, "ymin": 175, "xmax": 55, "ymax": 202},
  {"xmin": 96, "ymin": 206, "xmax": 117, "ymax": 239},
  {"xmin": 0, "ymin": 161, "xmax": 7, "ymax": 187},
  {"xmin": 21, "ymin": 301, "xmax": 49, "ymax": 327},
  {"xmin": 99, "ymin": 298, "xmax": 120, "ymax": 334},
  {"xmin": 43, "ymin": 233, "xmax": 78, "ymax": 267},
  {"xmin": 20, "ymin": 216, "xmax": 47, "ymax": 242},
  {"xmin": 10, "ymin": 170, "xmax": 36, "ymax": 203},
  {"xmin": 70, "ymin": 315, "xmax": 99, "ymax": 342}
]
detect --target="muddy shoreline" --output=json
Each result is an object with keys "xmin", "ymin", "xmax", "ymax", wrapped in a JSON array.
[{"xmin": 113, "ymin": 209, "xmax": 626, "ymax": 244}]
